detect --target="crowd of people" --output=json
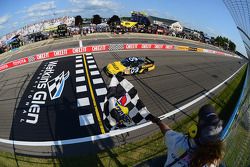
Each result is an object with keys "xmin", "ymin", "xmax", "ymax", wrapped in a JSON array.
[{"xmin": 0, "ymin": 16, "xmax": 74, "ymax": 46}]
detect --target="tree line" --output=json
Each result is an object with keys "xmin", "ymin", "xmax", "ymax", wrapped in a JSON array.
[{"xmin": 213, "ymin": 36, "xmax": 236, "ymax": 52}]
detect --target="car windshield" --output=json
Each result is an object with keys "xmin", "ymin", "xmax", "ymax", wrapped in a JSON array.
[
  {"xmin": 121, "ymin": 57, "xmax": 145, "ymax": 67},
  {"xmin": 121, "ymin": 58, "xmax": 131, "ymax": 67}
]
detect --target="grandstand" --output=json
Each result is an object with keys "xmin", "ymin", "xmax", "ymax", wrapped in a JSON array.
[{"xmin": 0, "ymin": 16, "xmax": 74, "ymax": 45}]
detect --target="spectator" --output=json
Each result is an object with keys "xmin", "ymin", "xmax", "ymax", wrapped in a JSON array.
[{"xmin": 151, "ymin": 104, "xmax": 224, "ymax": 167}]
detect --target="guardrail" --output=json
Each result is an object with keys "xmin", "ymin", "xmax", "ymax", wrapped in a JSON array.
[
  {"xmin": 0, "ymin": 43, "xmax": 240, "ymax": 72},
  {"xmin": 222, "ymin": 64, "xmax": 250, "ymax": 166},
  {"xmin": 220, "ymin": 64, "xmax": 249, "ymax": 140}
]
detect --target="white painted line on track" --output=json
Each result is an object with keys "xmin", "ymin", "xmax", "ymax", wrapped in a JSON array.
[
  {"xmin": 95, "ymin": 88, "xmax": 107, "ymax": 96},
  {"xmin": 86, "ymin": 56, "xmax": 93, "ymax": 60},
  {"xmin": 0, "ymin": 63, "xmax": 244, "ymax": 146},
  {"xmin": 76, "ymin": 59, "xmax": 82, "ymax": 63},
  {"xmin": 79, "ymin": 40, "xmax": 83, "ymax": 47},
  {"xmin": 93, "ymin": 78, "xmax": 103, "ymax": 84},
  {"xmin": 79, "ymin": 114, "xmax": 94, "ymax": 126},
  {"xmin": 76, "ymin": 85, "xmax": 87, "ymax": 93},
  {"xmin": 86, "ymin": 53, "xmax": 92, "ymax": 56},
  {"xmin": 89, "ymin": 65, "xmax": 97, "ymax": 69},
  {"xmin": 76, "ymin": 76, "xmax": 85, "ymax": 82},
  {"xmin": 75, "ymin": 64, "xmax": 83, "ymax": 68},
  {"xmin": 77, "ymin": 97, "xmax": 90, "ymax": 107},
  {"xmin": 90, "ymin": 70, "xmax": 100, "ymax": 76},
  {"xmin": 76, "ymin": 69, "xmax": 84, "ymax": 74},
  {"xmin": 87, "ymin": 60, "xmax": 95, "ymax": 64},
  {"xmin": 100, "ymin": 102, "xmax": 105, "ymax": 111}
]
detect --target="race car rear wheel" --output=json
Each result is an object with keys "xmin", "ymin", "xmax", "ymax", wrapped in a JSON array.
[{"xmin": 103, "ymin": 66, "xmax": 113, "ymax": 78}]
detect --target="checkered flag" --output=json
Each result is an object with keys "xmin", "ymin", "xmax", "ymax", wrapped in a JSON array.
[
  {"xmin": 109, "ymin": 44, "xmax": 124, "ymax": 51},
  {"xmin": 47, "ymin": 71, "xmax": 70, "ymax": 100},
  {"xmin": 27, "ymin": 56, "xmax": 36, "ymax": 62},
  {"xmin": 103, "ymin": 75, "xmax": 152, "ymax": 130}
]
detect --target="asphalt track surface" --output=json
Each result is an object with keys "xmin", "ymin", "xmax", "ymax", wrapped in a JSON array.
[{"xmin": 0, "ymin": 38, "xmax": 246, "ymax": 156}]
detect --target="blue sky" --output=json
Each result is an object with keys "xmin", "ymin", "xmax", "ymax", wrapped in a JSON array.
[{"xmin": 0, "ymin": 0, "xmax": 247, "ymax": 55}]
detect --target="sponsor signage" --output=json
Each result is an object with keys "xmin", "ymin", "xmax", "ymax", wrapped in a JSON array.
[
  {"xmin": 72, "ymin": 47, "xmax": 87, "ymax": 54},
  {"xmin": 124, "ymin": 44, "xmax": 139, "ymax": 49},
  {"xmin": 188, "ymin": 47, "xmax": 197, "ymax": 51},
  {"xmin": 0, "ymin": 58, "xmax": 29, "ymax": 71},
  {"xmin": 71, "ymin": 45, "xmax": 108, "ymax": 53},
  {"xmin": 153, "ymin": 44, "xmax": 165, "ymax": 49},
  {"xmin": 18, "ymin": 60, "xmax": 69, "ymax": 125},
  {"xmin": 91, "ymin": 45, "xmax": 108, "ymax": 52},
  {"xmin": 35, "ymin": 52, "xmax": 51, "ymax": 60},
  {"xmin": 12, "ymin": 58, "xmax": 29, "ymax": 66},
  {"xmin": 141, "ymin": 44, "xmax": 152, "ymax": 49},
  {"xmin": 197, "ymin": 48, "xmax": 204, "ymax": 52},
  {"xmin": 216, "ymin": 51, "xmax": 224, "ymax": 55},
  {"xmin": 54, "ymin": 49, "xmax": 68, "ymax": 57},
  {"xmin": 10, "ymin": 57, "xmax": 77, "ymax": 141},
  {"xmin": 165, "ymin": 45, "xmax": 174, "ymax": 50},
  {"xmin": 176, "ymin": 46, "xmax": 189, "ymax": 51},
  {"xmin": 0, "ymin": 64, "xmax": 9, "ymax": 71},
  {"xmin": 0, "ymin": 44, "xmax": 235, "ymax": 73}
]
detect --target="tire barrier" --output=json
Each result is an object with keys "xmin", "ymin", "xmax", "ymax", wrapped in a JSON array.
[{"xmin": 0, "ymin": 43, "xmax": 240, "ymax": 72}]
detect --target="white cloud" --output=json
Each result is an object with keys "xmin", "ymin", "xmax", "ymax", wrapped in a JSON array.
[
  {"xmin": 88, "ymin": 0, "xmax": 118, "ymax": 9},
  {"xmin": 163, "ymin": 12, "xmax": 178, "ymax": 21},
  {"xmin": 0, "ymin": 15, "xmax": 10, "ymax": 25},
  {"xmin": 27, "ymin": 11, "xmax": 51, "ymax": 17},
  {"xmin": 69, "ymin": 0, "xmax": 82, "ymax": 4},
  {"xmin": 17, "ymin": 0, "xmax": 119, "ymax": 21},
  {"xmin": 0, "ymin": 15, "xmax": 11, "ymax": 30},
  {"xmin": 69, "ymin": 0, "xmax": 119, "ymax": 10},
  {"xmin": 21, "ymin": 1, "xmax": 56, "ymax": 19},
  {"xmin": 27, "ymin": 1, "xmax": 56, "ymax": 13},
  {"xmin": 12, "ymin": 21, "xmax": 19, "ymax": 27},
  {"xmin": 53, "ymin": 8, "xmax": 84, "ymax": 15},
  {"xmin": 205, "ymin": 27, "xmax": 219, "ymax": 37},
  {"xmin": 144, "ymin": 9, "xmax": 160, "ymax": 17}
]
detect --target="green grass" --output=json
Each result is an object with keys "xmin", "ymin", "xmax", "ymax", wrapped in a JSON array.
[
  {"xmin": 223, "ymin": 123, "xmax": 250, "ymax": 167},
  {"xmin": 0, "ymin": 65, "xmax": 247, "ymax": 167},
  {"xmin": 222, "ymin": 65, "xmax": 250, "ymax": 167}
]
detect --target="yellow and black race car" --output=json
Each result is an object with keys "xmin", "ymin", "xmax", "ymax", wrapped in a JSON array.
[{"xmin": 103, "ymin": 57, "xmax": 155, "ymax": 77}]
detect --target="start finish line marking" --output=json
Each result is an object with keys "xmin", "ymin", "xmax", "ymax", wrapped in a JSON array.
[
  {"xmin": 5, "ymin": 54, "xmax": 108, "ymax": 144},
  {"xmin": 83, "ymin": 54, "xmax": 106, "ymax": 134}
]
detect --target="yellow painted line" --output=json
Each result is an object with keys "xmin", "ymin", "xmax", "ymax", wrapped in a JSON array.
[{"xmin": 82, "ymin": 54, "xmax": 105, "ymax": 134}]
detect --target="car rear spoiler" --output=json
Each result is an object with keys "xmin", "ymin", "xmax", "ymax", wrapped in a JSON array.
[{"xmin": 145, "ymin": 57, "xmax": 154, "ymax": 63}]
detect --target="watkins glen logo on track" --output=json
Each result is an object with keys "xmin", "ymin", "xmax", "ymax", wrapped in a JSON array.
[
  {"xmin": 20, "ymin": 60, "xmax": 70, "ymax": 125},
  {"xmin": 47, "ymin": 71, "xmax": 70, "ymax": 100}
]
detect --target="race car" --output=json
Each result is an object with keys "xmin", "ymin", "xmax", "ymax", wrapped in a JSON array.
[{"xmin": 103, "ymin": 57, "xmax": 155, "ymax": 77}]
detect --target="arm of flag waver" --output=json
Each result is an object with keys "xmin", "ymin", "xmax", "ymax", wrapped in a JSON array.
[{"xmin": 103, "ymin": 75, "xmax": 153, "ymax": 130}]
